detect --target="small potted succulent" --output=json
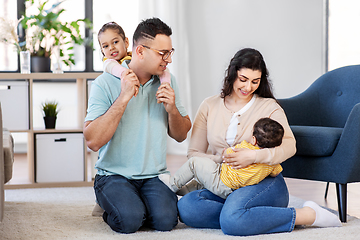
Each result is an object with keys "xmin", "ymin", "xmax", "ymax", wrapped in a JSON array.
[{"xmin": 41, "ymin": 100, "xmax": 59, "ymax": 129}]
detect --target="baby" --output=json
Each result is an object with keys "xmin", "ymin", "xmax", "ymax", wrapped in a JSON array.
[{"xmin": 160, "ymin": 117, "xmax": 284, "ymax": 199}]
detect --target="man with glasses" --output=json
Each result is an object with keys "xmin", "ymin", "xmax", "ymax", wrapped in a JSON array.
[{"xmin": 84, "ymin": 18, "xmax": 191, "ymax": 233}]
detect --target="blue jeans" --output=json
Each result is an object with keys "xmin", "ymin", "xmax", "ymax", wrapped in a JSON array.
[
  {"xmin": 177, "ymin": 174, "xmax": 296, "ymax": 236},
  {"xmin": 94, "ymin": 174, "xmax": 178, "ymax": 233}
]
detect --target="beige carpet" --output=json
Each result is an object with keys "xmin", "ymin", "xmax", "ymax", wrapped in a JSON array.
[{"xmin": 0, "ymin": 187, "xmax": 359, "ymax": 240}]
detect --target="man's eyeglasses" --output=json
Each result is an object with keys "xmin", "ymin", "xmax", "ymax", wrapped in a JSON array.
[{"xmin": 141, "ymin": 45, "xmax": 175, "ymax": 60}]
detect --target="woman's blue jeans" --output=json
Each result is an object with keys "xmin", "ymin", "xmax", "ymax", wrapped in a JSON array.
[
  {"xmin": 94, "ymin": 174, "xmax": 178, "ymax": 233},
  {"xmin": 178, "ymin": 174, "xmax": 296, "ymax": 236}
]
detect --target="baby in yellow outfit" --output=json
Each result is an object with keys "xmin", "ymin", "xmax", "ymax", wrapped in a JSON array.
[
  {"xmin": 220, "ymin": 140, "xmax": 283, "ymax": 189},
  {"xmin": 160, "ymin": 118, "xmax": 284, "ymax": 199}
]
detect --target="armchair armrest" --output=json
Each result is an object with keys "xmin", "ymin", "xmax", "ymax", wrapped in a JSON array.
[
  {"xmin": 332, "ymin": 102, "xmax": 360, "ymax": 182},
  {"xmin": 0, "ymin": 104, "xmax": 4, "ymax": 222},
  {"xmin": 3, "ymin": 129, "xmax": 13, "ymax": 183}
]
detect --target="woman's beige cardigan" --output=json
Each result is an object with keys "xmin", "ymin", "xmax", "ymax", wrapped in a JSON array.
[{"xmin": 187, "ymin": 94, "xmax": 296, "ymax": 165}]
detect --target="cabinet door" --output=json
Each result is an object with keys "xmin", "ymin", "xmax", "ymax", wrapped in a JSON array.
[
  {"xmin": 0, "ymin": 81, "xmax": 29, "ymax": 130},
  {"xmin": 35, "ymin": 133, "xmax": 84, "ymax": 183}
]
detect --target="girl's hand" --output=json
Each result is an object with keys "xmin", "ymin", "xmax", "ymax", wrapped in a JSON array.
[{"xmin": 222, "ymin": 147, "xmax": 257, "ymax": 169}]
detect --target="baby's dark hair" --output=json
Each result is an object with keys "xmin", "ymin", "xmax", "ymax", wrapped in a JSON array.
[
  {"xmin": 98, "ymin": 21, "xmax": 126, "ymax": 43},
  {"xmin": 253, "ymin": 118, "xmax": 284, "ymax": 148}
]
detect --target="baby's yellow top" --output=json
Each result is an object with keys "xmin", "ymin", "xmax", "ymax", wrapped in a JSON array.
[{"xmin": 221, "ymin": 140, "xmax": 283, "ymax": 189}]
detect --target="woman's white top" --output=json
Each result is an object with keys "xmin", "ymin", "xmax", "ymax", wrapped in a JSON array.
[{"xmin": 226, "ymin": 94, "xmax": 256, "ymax": 146}]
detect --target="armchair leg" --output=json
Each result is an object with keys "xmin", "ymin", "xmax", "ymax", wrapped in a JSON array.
[
  {"xmin": 324, "ymin": 182, "xmax": 330, "ymax": 199},
  {"xmin": 335, "ymin": 183, "xmax": 347, "ymax": 222}
]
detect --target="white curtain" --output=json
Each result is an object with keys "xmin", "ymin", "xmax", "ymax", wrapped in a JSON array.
[{"xmin": 138, "ymin": 0, "xmax": 193, "ymax": 155}]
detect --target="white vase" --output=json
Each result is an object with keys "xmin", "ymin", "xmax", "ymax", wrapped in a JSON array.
[
  {"xmin": 19, "ymin": 50, "xmax": 31, "ymax": 74},
  {"xmin": 52, "ymin": 46, "xmax": 63, "ymax": 74}
]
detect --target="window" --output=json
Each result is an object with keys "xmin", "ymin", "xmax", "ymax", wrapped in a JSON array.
[
  {"xmin": 0, "ymin": 0, "xmax": 18, "ymax": 71},
  {"xmin": 0, "ymin": 0, "xmax": 87, "ymax": 72},
  {"xmin": 25, "ymin": 0, "xmax": 86, "ymax": 71},
  {"xmin": 3, "ymin": 1, "xmax": 360, "ymax": 73},
  {"xmin": 328, "ymin": 0, "xmax": 360, "ymax": 71},
  {"xmin": 92, "ymin": 0, "xmax": 139, "ymax": 71}
]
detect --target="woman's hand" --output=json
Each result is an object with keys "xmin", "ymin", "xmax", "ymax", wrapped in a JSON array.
[{"xmin": 222, "ymin": 147, "xmax": 257, "ymax": 169}]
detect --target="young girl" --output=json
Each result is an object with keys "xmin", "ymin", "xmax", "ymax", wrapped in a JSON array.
[{"xmin": 97, "ymin": 21, "xmax": 171, "ymax": 98}]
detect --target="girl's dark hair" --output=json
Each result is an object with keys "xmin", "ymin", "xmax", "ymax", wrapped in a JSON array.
[
  {"xmin": 98, "ymin": 21, "xmax": 126, "ymax": 45},
  {"xmin": 221, "ymin": 48, "xmax": 275, "ymax": 99},
  {"xmin": 132, "ymin": 17, "xmax": 172, "ymax": 46},
  {"xmin": 253, "ymin": 118, "xmax": 284, "ymax": 148}
]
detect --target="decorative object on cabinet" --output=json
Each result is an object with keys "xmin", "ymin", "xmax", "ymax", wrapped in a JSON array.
[
  {"xmin": 0, "ymin": 17, "xmax": 28, "ymax": 73},
  {"xmin": 0, "ymin": 16, "xmax": 26, "ymax": 52},
  {"xmin": 19, "ymin": 50, "xmax": 31, "ymax": 74},
  {"xmin": 31, "ymin": 56, "xmax": 51, "ymax": 73},
  {"xmin": 52, "ymin": 46, "xmax": 63, "ymax": 74},
  {"xmin": 19, "ymin": 0, "xmax": 93, "ymax": 71},
  {"xmin": 41, "ymin": 100, "xmax": 59, "ymax": 129}
]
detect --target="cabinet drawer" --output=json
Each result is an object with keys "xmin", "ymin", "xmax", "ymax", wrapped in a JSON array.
[
  {"xmin": 0, "ymin": 81, "xmax": 29, "ymax": 130},
  {"xmin": 35, "ymin": 133, "xmax": 84, "ymax": 183}
]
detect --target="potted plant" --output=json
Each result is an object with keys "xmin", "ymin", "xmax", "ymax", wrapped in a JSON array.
[
  {"xmin": 0, "ymin": 17, "xmax": 27, "ymax": 52},
  {"xmin": 41, "ymin": 100, "xmax": 59, "ymax": 129},
  {"xmin": 19, "ymin": 0, "xmax": 92, "ymax": 72}
]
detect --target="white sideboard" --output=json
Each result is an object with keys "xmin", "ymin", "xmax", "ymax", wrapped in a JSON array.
[{"xmin": 0, "ymin": 72, "xmax": 101, "ymax": 188}]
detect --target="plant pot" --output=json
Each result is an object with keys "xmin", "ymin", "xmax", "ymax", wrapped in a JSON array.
[
  {"xmin": 31, "ymin": 56, "xmax": 51, "ymax": 72},
  {"xmin": 43, "ymin": 116, "xmax": 57, "ymax": 129}
]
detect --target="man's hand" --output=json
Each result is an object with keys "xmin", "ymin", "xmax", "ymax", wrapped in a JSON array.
[
  {"xmin": 156, "ymin": 82, "xmax": 191, "ymax": 142},
  {"xmin": 120, "ymin": 69, "xmax": 140, "ymax": 101},
  {"xmin": 156, "ymin": 82, "xmax": 177, "ymax": 114}
]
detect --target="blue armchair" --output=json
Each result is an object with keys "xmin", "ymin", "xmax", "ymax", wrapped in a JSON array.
[{"xmin": 278, "ymin": 65, "xmax": 360, "ymax": 223}]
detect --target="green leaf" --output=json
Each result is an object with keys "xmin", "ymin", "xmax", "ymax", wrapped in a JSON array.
[
  {"xmin": 21, "ymin": 0, "xmax": 93, "ymax": 66},
  {"xmin": 41, "ymin": 100, "xmax": 59, "ymax": 117}
]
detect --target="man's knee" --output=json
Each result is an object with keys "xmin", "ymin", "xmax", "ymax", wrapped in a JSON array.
[
  {"xmin": 105, "ymin": 211, "xmax": 145, "ymax": 234},
  {"xmin": 150, "ymin": 210, "xmax": 178, "ymax": 231}
]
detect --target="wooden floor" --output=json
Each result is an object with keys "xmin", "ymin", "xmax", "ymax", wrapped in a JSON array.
[{"xmin": 6, "ymin": 153, "xmax": 360, "ymax": 219}]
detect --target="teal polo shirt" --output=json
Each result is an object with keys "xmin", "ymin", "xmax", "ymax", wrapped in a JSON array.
[{"xmin": 85, "ymin": 64, "xmax": 187, "ymax": 179}]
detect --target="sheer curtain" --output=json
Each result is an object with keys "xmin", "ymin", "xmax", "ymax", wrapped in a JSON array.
[{"xmin": 139, "ymin": 0, "xmax": 192, "ymax": 155}]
